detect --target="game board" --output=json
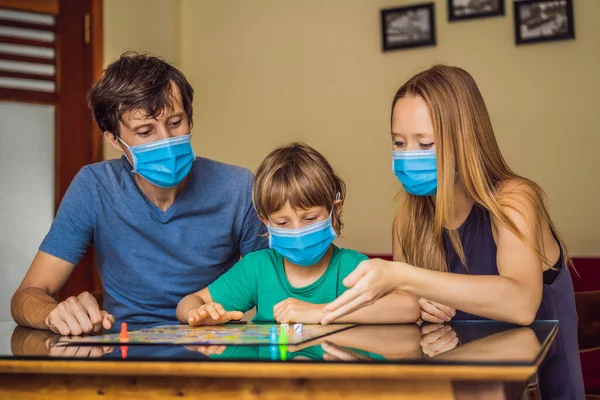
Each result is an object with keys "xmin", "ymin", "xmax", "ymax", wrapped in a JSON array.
[{"xmin": 59, "ymin": 323, "xmax": 357, "ymax": 346}]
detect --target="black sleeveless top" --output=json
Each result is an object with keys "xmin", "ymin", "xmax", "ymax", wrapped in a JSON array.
[{"xmin": 443, "ymin": 204, "xmax": 584, "ymax": 399}]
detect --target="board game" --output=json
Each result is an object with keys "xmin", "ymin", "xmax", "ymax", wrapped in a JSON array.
[{"xmin": 59, "ymin": 323, "xmax": 357, "ymax": 346}]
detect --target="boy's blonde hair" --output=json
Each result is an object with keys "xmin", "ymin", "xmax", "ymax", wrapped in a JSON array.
[{"xmin": 253, "ymin": 142, "xmax": 346, "ymax": 235}]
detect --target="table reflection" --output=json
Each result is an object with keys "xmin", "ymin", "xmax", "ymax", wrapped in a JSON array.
[{"xmin": 8, "ymin": 321, "xmax": 556, "ymax": 365}]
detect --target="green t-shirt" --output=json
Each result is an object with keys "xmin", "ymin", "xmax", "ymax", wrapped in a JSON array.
[
  {"xmin": 208, "ymin": 245, "xmax": 368, "ymax": 323},
  {"xmin": 208, "ymin": 344, "xmax": 386, "ymax": 361}
]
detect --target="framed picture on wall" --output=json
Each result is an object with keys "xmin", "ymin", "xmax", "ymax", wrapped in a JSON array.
[
  {"xmin": 514, "ymin": 0, "xmax": 574, "ymax": 45},
  {"xmin": 448, "ymin": 0, "xmax": 505, "ymax": 21},
  {"xmin": 380, "ymin": 3, "xmax": 436, "ymax": 52}
]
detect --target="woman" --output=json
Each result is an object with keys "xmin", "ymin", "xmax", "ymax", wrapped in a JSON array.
[{"xmin": 322, "ymin": 65, "xmax": 583, "ymax": 399}]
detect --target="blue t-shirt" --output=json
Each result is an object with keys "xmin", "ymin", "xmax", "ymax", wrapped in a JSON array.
[{"xmin": 40, "ymin": 156, "xmax": 268, "ymax": 324}]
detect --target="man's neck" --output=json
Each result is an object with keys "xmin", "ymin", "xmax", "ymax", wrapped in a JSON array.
[{"xmin": 135, "ymin": 174, "xmax": 189, "ymax": 211}]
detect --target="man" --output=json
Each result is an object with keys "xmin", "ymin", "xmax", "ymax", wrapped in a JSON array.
[{"xmin": 11, "ymin": 53, "xmax": 267, "ymax": 335}]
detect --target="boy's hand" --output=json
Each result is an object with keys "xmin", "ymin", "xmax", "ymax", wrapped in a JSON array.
[
  {"xmin": 187, "ymin": 302, "xmax": 243, "ymax": 326},
  {"xmin": 184, "ymin": 345, "xmax": 227, "ymax": 357},
  {"xmin": 273, "ymin": 298, "xmax": 325, "ymax": 324}
]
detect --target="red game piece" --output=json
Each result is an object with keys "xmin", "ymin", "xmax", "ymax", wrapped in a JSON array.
[
  {"xmin": 119, "ymin": 322, "xmax": 129, "ymax": 341},
  {"xmin": 121, "ymin": 346, "xmax": 128, "ymax": 359}
]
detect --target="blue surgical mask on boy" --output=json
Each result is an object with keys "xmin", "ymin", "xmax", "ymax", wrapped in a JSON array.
[
  {"xmin": 267, "ymin": 202, "xmax": 338, "ymax": 267},
  {"xmin": 119, "ymin": 134, "xmax": 195, "ymax": 188},
  {"xmin": 392, "ymin": 149, "xmax": 437, "ymax": 196}
]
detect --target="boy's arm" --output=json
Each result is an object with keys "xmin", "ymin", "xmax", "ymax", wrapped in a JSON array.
[
  {"xmin": 331, "ymin": 291, "xmax": 421, "ymax": 324},
  {"xmin": 289, "ymin": 325, "xmax": 420, "ymax": 357},
  {"xmin": 177, "ymin": 254, "xmax": 258, "ymax": 325},
  {"xmin": 176, "ymin": 289, "xmax": 213, "ymax": 323},
  {"xmin": 274, "ymin": 292, "xmax": 420, "ymax": 324}
]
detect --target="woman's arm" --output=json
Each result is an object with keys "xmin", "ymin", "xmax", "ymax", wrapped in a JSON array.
[
  {"xmin": 395, "ymin": 259, "xmax": 541, "ymax": 325},
  {"xmin": 393, "ymin": 216, "xmax": 456, "ymax": 323},
  {"xmin": 432, "ymin": 327, "xmax": 540, "ymax": 362},
  {"xmin": 324, "ymin": 186, "xmax": 546, "ymax": 326},
  {"xmin": 398, "ymin": 185, "xmax": 544, "ymax": 324},
  {"xmin": 333, "ymin": 291, "xmax": 420, "ymax": 324}
]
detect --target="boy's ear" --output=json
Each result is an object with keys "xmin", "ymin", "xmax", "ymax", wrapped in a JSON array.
[
  {"xmin": 258, "ymin": 215, "xmax": 269, "ymax": 226},
  {"xmin": 333, "ymin": 199, "xmax": 343, "ymax": 217}
]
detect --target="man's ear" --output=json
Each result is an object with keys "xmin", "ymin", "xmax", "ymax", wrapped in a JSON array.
[{"xmin": 103, "ymin": 131, "xmax": 123, "ymax": 153}]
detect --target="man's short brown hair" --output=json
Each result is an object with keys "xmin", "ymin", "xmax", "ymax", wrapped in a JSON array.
[{"xmin": 88, "ymin": 52, "xmax": 194, "ymax": 137}]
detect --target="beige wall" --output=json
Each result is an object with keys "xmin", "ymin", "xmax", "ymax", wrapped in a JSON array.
[
  {"xmin": 105, "ymin": 0, "xmax": 600, "ymax": 256},
  {"xmin": 102, "ymin": 0, "xmax": 180, "ymax": 160}
]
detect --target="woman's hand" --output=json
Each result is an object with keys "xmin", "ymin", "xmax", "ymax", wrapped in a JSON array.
[
  {"xmin": 420, "ymin": 324, "xmax": 459, "ymax": 358},
  {"xmin": 321, "ymin": 259, "xmax": 401, "ymax": 324},
  {"xmin": 322, "ymin": 341, "xmax": 374, "ymax": 362},
  {"xmin": 418, "ymin": 298, "xmax": 455, "ymax": 323}
]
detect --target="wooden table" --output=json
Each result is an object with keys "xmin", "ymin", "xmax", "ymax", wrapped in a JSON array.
[{"xmin": 0, "ymin": 321, "xmax": 558, "ymax": 400}]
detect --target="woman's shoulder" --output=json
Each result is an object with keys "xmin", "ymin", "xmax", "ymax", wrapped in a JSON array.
[
  {"xmin": 494, "ymin": 178, "xmax": 546, "ymax": 208},
  {"xmin": 490, "ymin": 178, "xmax": 549, "ymax": 238}
]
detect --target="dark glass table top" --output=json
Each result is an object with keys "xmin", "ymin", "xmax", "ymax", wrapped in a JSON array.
[{"xmin": 0, "ymin": 320, "xmax": 558, "ymax": 366}]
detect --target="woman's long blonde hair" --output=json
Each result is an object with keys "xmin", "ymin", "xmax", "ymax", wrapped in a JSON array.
[{"xmin": 392, "ymin": 65, "xmax": 569, "ymax": 272}]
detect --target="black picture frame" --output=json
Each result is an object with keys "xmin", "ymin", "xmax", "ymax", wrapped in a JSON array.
[
  {"xmin": 514, "ymin": 0, "xmax": 575, "ymax": 45},
  {"xmin": 380, "ymin": 3, "xmax": 436, "ymax": 52},
  {"xmin": 448, "ymin": 0, "xmax": 505, "ymax": 22}
]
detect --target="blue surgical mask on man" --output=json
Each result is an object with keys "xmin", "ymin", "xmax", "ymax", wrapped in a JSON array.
[
  {"xmin": 392, "ymin": 149, "xmax": 437, "ymax": 196},
  {"xmin": 267, "ymin": 197, "xmax": 339, "ymax": 267},
  {"xmin": 119, "ymin": 134, "xmax": 195, "ymax": 188}
]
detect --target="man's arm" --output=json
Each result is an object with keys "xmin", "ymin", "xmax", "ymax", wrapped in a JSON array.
[
  {"xmin": 12, "ymin": 251, "xmax": 74, "ymax": 329},
  {"xmin": 12, "ymin": 167, "xmax": 113, "ymax": 336},
  {"xmin": 11, "ymin": 251, "xmax": 114, "ymax": 335}
]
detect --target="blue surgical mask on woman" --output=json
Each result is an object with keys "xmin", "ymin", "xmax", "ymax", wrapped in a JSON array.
[
  {"xmin": 392, "ymin": 149, "xmax": 437, "ymax": 196},
  {"xmin": 267, "ymin": 197, "xmax": 339, "ymax": 267},
  {"xmin": 119, "ymin": 134, "xmax": 195, "ymax": 188}
]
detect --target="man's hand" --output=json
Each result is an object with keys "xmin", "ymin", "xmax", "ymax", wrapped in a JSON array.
[
  {"xmin": 187, "ymin": 302, "xmax": 243, "ymax": 326},
  {"xmin": 273, "ymin": 298, "xmax": 324, "ymax": 324},
  {"xmin": 48, "ymin": 341, "xmax": 114, "ymax": 358},
  {"xmin": 44, "ymin": 292, "xmax": 114, "ymax": 336},
  {"xmin": 11, "ymin": 325, "xmax": 113, "ymax": 358}
]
